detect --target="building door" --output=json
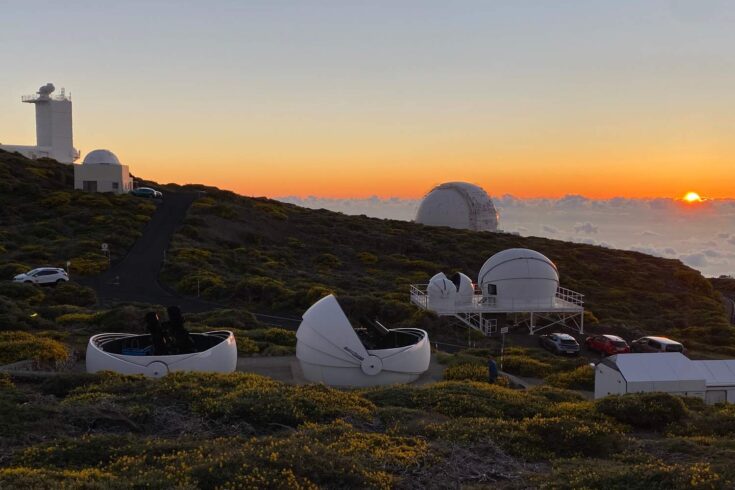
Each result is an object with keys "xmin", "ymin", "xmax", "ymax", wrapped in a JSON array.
[
  {"xmin": 705, "ymin": 390, "xmax": 727, "ymax": 405},
  {"xmin": 83, "ymin": 180, "xmax": 97, "ymax": 192}
]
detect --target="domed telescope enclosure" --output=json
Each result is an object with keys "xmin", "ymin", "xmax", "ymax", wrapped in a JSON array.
[
  {"xmin": 415, "ymin": 182, "xmax": 499, "ymax": 232},
  {"xmin": 410, "ymin": 248, "xmax": 584, "ymax": 336},
  {"xmin": 296, "ymin": 295, "xmax": 431, "ymax": 387},
  {"xmin": 75, "ymin": 149, "xmax": 132, "ymax": 194},
  {"xmin": 83, "ymin": 149, "xmax": 122, "ymax": 165}
]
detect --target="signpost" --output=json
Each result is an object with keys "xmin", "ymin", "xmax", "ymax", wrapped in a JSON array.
[
  {"xmin": 101, "ymin": 243, "xmax": 110, "ymax": 268},
  {"xmin": 500, "ymin": 326, "xmax": 509, "ymax": 370}
]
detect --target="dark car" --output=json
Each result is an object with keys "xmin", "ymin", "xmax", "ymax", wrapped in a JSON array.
[
  {"xmin": 539, "ymin": 333, "xmax": 580, "ymax": 355},
  {"xmin": 585, "ymin": 334, "xmax": 630, "ymax": 356},
  {"xmin": 630, "ymin": 336, "xmax": 687, "ymax": 355},
  {"xmin": 130, "ymin": 187, "xmax": 162, "ymax": 199}
]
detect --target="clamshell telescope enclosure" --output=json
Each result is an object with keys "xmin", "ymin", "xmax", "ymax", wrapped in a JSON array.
[
  {"xmin": 415, "ymin": 182, "xmax": 499, "ymax": 232},
  {"xmin": 296, "ymin": 295, "xmax": 431, "ymax": 387},
  {"xmin": 86, "ymin": 331, "xmax": 237, "ymax": 377},
  {"xmin": 411, "ymin": 248, "xmax": 584, "ymax": 336}
]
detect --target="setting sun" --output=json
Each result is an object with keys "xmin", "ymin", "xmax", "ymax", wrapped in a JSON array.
[{"xmin": 683, "ymin": 192, "xmax": 702, "ymax": 203}]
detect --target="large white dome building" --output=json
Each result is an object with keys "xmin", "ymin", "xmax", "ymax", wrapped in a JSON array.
[{"xmin": 415, "ymin": 182, "xmax": 499, "ymax": 232}]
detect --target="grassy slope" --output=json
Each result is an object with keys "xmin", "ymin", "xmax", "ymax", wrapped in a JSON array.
[
  {"xmin": 0, "ymin": 150, "xmax": 156, "ymax": 276},
  {"xmin": 162, "ymin": 185, "xmax": 734, "ymax": 355},
  {"xmin": 1, "ymin": 371, "xmax": 734, "ymax": 488}
]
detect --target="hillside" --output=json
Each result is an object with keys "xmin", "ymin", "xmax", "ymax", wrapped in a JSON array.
[
  {"xmin": 1, "ymin": 154, "xmax": 735, "ymax": 488},
  {"xmin": 162, "ymin": 184, "xmax": 734, "ymax": 355},
  {"xmin": 0, "ymin": 149, "xmax": 155, "ymax": 277}
]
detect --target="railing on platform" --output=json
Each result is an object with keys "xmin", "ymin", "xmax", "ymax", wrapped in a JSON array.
[{"xmin": 409, "ymin": 283, "xmax": 584, "ymax": 313}]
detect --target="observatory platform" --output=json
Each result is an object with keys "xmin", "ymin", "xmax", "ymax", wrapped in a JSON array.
[{"xmin": 410, "ymin": 248, "xmax": 585, "ymax": 336}]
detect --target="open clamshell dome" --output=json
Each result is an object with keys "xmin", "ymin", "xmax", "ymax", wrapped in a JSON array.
[
  {"xmin": 427, "ymin": 272, "xmax": 457, "ymax": 310},
  {"xmin": 296, "ymin": 295, "xmax": 431, "ymax": 387},
  {"xmin": 86, "ymin": 331, "xmax": 237, "ymax": 377},
  {"xmin": 427, "ymin": 272, "xmax": 474, "ymax": 310},
  {"xmin": 478, "ymin": 248, "xmax": 559, "ymax": 305}
]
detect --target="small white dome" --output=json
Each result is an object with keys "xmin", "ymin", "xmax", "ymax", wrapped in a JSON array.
[
  {"xmin": 478, "ymin": 248, "xmax": 559, "ymax": 305},
  {"xmin": 416, "ymin": 182, "xmax": 498, "ymax": 232},
  {"xmin": 83, "ymin": 149, "xmax": 121, "ymax": 165}
]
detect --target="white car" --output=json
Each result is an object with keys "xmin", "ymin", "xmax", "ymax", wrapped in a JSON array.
[{"xmin": 13, "ymin": 268, "xmax": 69, "ymax": 285}]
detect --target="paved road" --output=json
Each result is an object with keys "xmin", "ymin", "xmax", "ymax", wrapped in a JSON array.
[
  {"xmin": 82, "ymin": 192, "xmax": 218, "ymax": 313},
  {"xmin": 80, "ymin": 192, "xmax": 303, "ymax": 326}
]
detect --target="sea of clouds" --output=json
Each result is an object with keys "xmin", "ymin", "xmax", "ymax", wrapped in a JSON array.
[{"xmin": 278, "ymin": 194, "xmax": 735, "ymax": 278}]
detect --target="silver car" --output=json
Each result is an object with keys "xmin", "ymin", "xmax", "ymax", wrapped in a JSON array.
[
  {"xmin": 539, "ymin": 332, "xmax": 580, "ymax": 355},
  {"xmin": 13, "ymin": 267, "xmax": 69, "ymax": 286}
]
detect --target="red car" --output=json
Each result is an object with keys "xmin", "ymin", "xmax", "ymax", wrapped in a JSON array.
[{"xmin": 585, "ymin": 334, "xmax": 630, "ymax": 356}]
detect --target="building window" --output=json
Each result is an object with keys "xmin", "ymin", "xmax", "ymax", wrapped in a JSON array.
[
  {"xmin": 83, "ymin": 180, "xmax": 98, "ymax": 192},
  {"xmin": 112, "ymin": 182, "xmax": 119, "ymax": 190}
]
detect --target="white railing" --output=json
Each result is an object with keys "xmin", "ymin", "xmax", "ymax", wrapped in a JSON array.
[
  {"xmin": 409, "ymin": 283, "xmax": 584, "ymax": 314},
  {"xmin": 21, "ymin": 94, "xmax": 70, "ymax": 102}
]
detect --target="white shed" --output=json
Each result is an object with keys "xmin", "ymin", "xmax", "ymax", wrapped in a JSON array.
[
  {"xmin": 296, "ymin": 295, "xmax": 431, "ymax": 387},
  {"xmin": 696, "ymin": 360, "xmax": 735, "ymax": 404},
  {"xmin": 595, "ymin": 353, "xmax": 735, "ymax": 404}
]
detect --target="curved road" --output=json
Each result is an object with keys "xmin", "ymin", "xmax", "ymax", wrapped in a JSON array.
[
  {"xmin": 83, "ymin": 192, "xmax": 216, "ymax": 313},
  {"xmin": 81, "ymin": 192, "xmax": 302, "ymax": 327}
]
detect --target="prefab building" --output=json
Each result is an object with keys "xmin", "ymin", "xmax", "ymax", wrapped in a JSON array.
[{"xmin": 595, "ymin": 353, "xmax": 735, "ymax": 404}]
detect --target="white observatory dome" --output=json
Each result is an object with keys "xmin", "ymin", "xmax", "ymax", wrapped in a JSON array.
[
  {"xmin": 296, "ymin": 295, "xmax": 431, "ymax": 387},
  {"xmin": 478, "ymin": 248, "xmax": 559, "ymax": 306},
  {"xmin": 427, "ymin": 272, "xmax": 474, "ymax": 311},
  {"xmin": 415, "ymin": 182, "xmax": 499, "ymax": 232},
  {"xmin": 83, "ymin": 149, "xmax": 121, "ymax": 165}
]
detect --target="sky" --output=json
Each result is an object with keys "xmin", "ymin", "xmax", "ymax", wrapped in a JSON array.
[{"xmin": 1, "ymin": 0, "xmax": 735, "ymax": 199}]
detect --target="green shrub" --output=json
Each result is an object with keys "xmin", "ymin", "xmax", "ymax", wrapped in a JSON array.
[
  {"xmin": 545, "ymin": 364, "xmax": 595, "ymax": 391},
  {"xmin": 545, "ymin": 460, "xmax": 725, "ymax": 490},
  {"xmin": 67, "ymin": 372, "xmax": 375, "ymax": 427},
  {"xmin": 0, "ymin": 282, "xmax": 45, "ymax": 304},
  {"xmin": 426, "ymin": 414, "xmax": 624, "ymax": 459},
  {"xmin": 444, "ymin": 362, "xmax": 490, "ymax": 382},
  {"xmin": 0, "ymin": 331, "xmax": 69, "ymax": 366},
  {"xmin": 528, "ymin": 385, "xmax": 586, "ymax": 403},
  {"xmin": 595, "ymin": 392, "xmax": 688, "ymax": 430},
  {"xmin": 501, "ymin": 354, "xmax": 553, "ymax": 377},
  {"xmin": 364, "ymin": 381, "xmax": 547, "ymax": 420},
  {"xmin": 236, "ymin": 336, "xmax": 260, "ymax": 355},
  {"xmin": 55, "ymin": 312, "xmax": 100, "ymax": 325},
  {"xmin": 45, "ymin": 282, "xmax": 97, "ymax": 306}
]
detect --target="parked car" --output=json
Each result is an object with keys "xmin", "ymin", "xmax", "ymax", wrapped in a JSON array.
[
  {"xmin": 630, "ymin": 336, "xmax": 687, "ymax": 355},
  {"xmin": 585, "ymin": 334, "xmax": 630, "ymax": 356},
  {"xmin": 539, "ymin": 333, "xmax": 580, "ymax": 355},
  {"xmin": 130, "ymin": 187, "xmax": 162, "ymax": 199},
  {"xmin": 13, "ymin": 267, "xmax": 69, "ymax": 286}
]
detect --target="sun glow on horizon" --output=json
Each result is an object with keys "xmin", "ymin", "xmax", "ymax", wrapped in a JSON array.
[{"xmin": 683, "ymin": 191, "xmax": 703, "ymax": 203}]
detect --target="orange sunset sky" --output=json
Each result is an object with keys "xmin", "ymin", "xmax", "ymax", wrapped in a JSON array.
[{"xmin": 1, "ymin": 1, "xmax": 734, "ymax": 200}]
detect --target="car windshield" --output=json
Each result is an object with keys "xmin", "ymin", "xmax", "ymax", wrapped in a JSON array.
[
  {"xmin": 560, "ymin": 339, "xmax": 577, "ymax": 345},
  {"xmin": 665, "ymin": 344, "xmax": 683, "ymax": 352},
  {"xmin": 611, "ymin": 340, "xmax": 627, "ymax": 347}
]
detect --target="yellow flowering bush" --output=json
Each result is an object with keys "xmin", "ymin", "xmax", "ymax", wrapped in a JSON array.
[{"xmin": 0, "ymin": 331, "xmax": 69, "ymax": 366}]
